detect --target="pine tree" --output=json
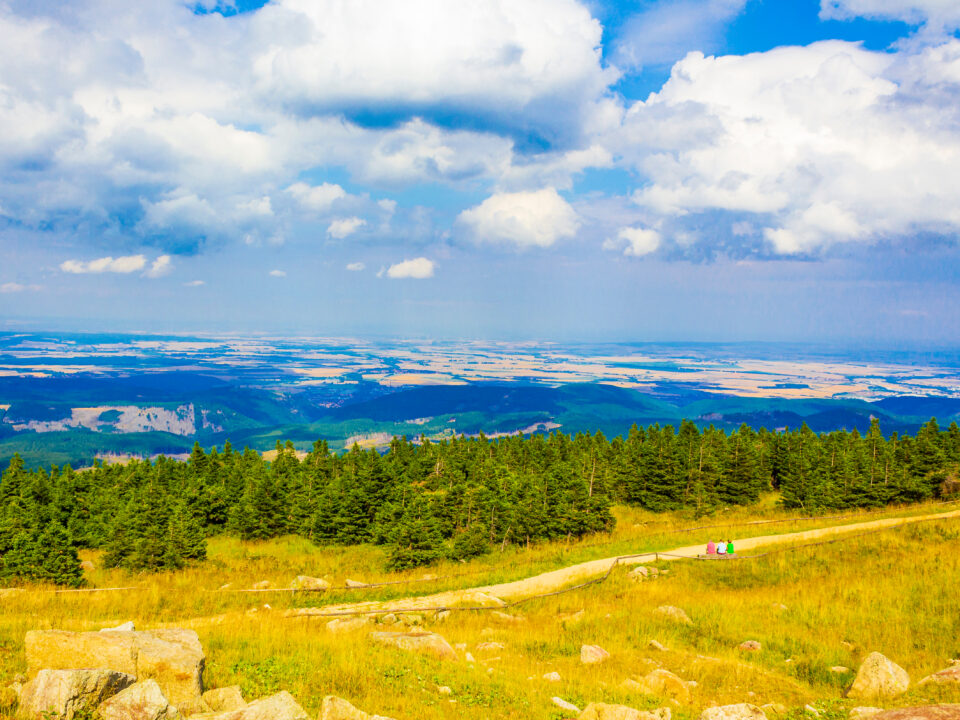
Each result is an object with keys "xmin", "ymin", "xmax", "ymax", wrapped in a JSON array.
[{"xmin": 35, "ymin": 522, "xmax": 85, "ymax": 587}]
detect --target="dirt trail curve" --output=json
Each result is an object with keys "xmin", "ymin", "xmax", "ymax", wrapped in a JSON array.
[{"xmin": 290, "ymin": 506, "xmax": 960, "ymax": 617}]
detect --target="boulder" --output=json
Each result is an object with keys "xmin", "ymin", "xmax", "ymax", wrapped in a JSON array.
[
  {"xmin": 581, "ymin": 645, "xmax": 611, "ymax": 665},
  {"xmin": 739, "ymin": 641, "xmax": 761, "ymax": 651},
  {"xmin": 544, "ymin": 672, "xmax": 562, "ymax": 682},
  {"xmin": 25, "ymin": 628, "xmax": 205, "ymax": 714},
  {"xmin": 251, "ymin": 580, "xmax": 271, "ymax": 590},
  {"xmin": 370, "ymin": 631, "xmax": 457, "ymax": 661},
  {"xmin": 846, "ymin": 653, "xmax": 910, "ymax": 700},
  {"xmin": 553, "ymin": 697, "xmax": 582, "ymax": 714},
  {"xmin": 290, "ymin": 576, "xmax": 330, "ymax": 591},
  {"xmin": 97, "ymin": 679, "xmax": 182, "ymax": 720},
  {"xmin": 849, "ymin": 709, "xmax": 885, "ymax": 720},
  {"xmin": 81, "ymin": 560, "xmax": 96, "ymax": 571},
  {"xmin": 191, "ymin": 691, "xmax": 308, "ymax": 720},
  {"xmin": 326, "ymin": 617, "xmax": 373, "ymax": 634},
  {"xmin": 17, "ymin": 668, "xmax": 135, "ymax": 720},
  {"xmin": 920, "ymin": 666, "xmax": 960, "ymax": 686},
  {"xmin": 869, "ymin": 707, "xmax": 960, "ymax": 720},
  {"xmin": 102, "ymin": 622, "xmax": 136, "ymax": 632},
  {"xmin": 579, "ymin": 703, "xmax": 668, "ymax": 720},
  {"xmin": 699, "ymin": 704, "xmax": 768, "ymax": 720},
  {"xmin": 654, "ymin": 606, "xmax": 692, "ymax": 625},
  {"xmin": 319, "ymin": 695, "xmax": 395, "ymax": 720},
  {"xmin": 633, "ymin": 669, "xmax": 690, "ymax": 704},
  {"xmin": 202, "ymin": 687, "xmax": 246, "ymax": 712}
]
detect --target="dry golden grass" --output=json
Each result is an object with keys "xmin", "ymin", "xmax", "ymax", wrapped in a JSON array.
[{"xmin": 2, "ymin": 498, "xmax": 958, "ymax": 719}]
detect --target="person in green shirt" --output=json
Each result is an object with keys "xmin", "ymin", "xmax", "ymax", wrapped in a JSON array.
[{"xmin": 726, "ymin": 540, "xmax": 734, "ymax": 556}]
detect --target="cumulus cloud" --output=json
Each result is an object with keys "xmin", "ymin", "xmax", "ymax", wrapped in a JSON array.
[
  {"xmin": 386, "ymin": 257, "xmax": 435, "ymax": 279},
  {"xmin": 618, "ymin": 40, "xmax": 960, "ymax": 254},
  {"xmin": 61, "ymin": 255, "xmax": 147, "ymax": 274},
  {"xmin": 269, "ymin": 269, "xmax": 287, "ymax": 277},
  {"xmin": 287, "ymin": 182, "xmax": 347, "ymax": 211},
  {"xmin": 145, "ymin": 255, "xmax": 173, "ymax": 278},
  {"xmin": 604, "ymin": 227, "xmax": 662, "ymax": 257},
  {"xmin": 327, "ymin": 217, "xmax": 367, "ymax": 238},
  {"xmin": 458, "ymin": 188, "xmax": 580, "ymax": 248},
  {"xmin": 346, "ymin": 262, "xmax": 366, "ymax": 271}
]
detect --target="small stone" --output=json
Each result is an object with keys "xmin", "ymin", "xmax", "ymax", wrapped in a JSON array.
[
  {"xmin": 290, "ymin": 575, "xmax": 330, "ymax": 591},
  {"xmin": 805, "ymin": 705, "xmax": 821, "ymax": 716},
  {"xmin": 202, "ymin": 686, "xmax": 246, "ymax": 712},
  {"xmin": 370, "ymin": 631, "xmax": 457, "ymax": 661},
  {"xmin": 762, "ymin": 704, "xmax": 788, "ymax": 717},
  {"xmin": 832, "ymin": 666, "xmax": 852, "ymax": 674},
  {"xmin": 772, "ymin": 603, "xmax": 788, "ymax": 611},
  {"xmin": 380, "ymin": 614, "xmax": 398, "ymax": 625},
  {"xmin": 465, "ymin": 652, "xmax": 475, "ymax": 663},
  {"xmin": 738, "ymin": 641, "xmax": 761, "ymax": 652},
  {"xmin": 581, "ymin": 644, "xmax": 611, "ymax": 664},
  {"xmin": 437, "ymin": 686, "xmax": 452, "ymax": 695},
  {"xmin": 560, "ymin": 610, "xmax": 585, "ymax": 625},
  {"xmin": 345, "ymin": 579, "xmax": 368, "ymax": 588},
  {"xmin": 633, "ymin": 669, "xmax": 690, "ymax": 704},
  {"xmin": 327, "ymin": 617, "xmax": 372, "ymax": 634},
  {"xmin": 434, "ymin": 610, "xmax": 451, "ymax": 622},
  {"xmin": 454, "ymin": 643, "xmax": 467, "ymax": 651},
  {"xmin": 552, "ymin": 696, "xmax": 581, "ymax": 714},
  {"xmin": 81, "ymin": 560, "xmax": 96, "ymax": 571},
  {"xmin": 251, "ymin": 580, "xmax": 271, "ymax": 590},
  {"xmin": 476, "ymin": 641, "xmax": 505, "ymax": 651},
  {"xmin": 654, "ymin": 606, "xmax": 692, "ymax": 625},
  {"xmin": 491, "ymin": 611, "xmax": 525, "ymax": 623},
  {"xmin": 543, "ymin": 672, "xmax": 562, "ymax": 682},
  {"xmin": 699, "ymin": 704, "xmax": 768, "ymax": 720},
  {"xmin": 649, "ymin": 640, "xmax": 667, "ymax": 651}
]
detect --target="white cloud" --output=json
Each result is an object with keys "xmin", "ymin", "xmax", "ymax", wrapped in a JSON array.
[
  {"xmin": 327, "ymin": 217, "xmax": 367, "ymax": 239},
  {"xmin": 145, "ymin": 255, "xmax": 173, "ymax": 278},
  {"xmin": 604, "ymin": 227, "xmax": 661, "ymax": 256},
  {"xmin": 377, "ymin": 199, "xmax": 397, "ymax": 214},
  {"xmin": 183, "ymin": 280, "xmax": 205, "ymax": 287},
  {"xmin": 60, "ymin": 255, "xmax": 147, "ymax": 274},
  {"xmin": 269, "ymin": 269, "xmax": 287, "ymax": 277},
  {"xmin": 386, "ymin": 257, "xmax": 435, "ymax": 279},
  {"xmin": 346, "ymin": 262, "xmax": 366, "ymax": 271},
  {"xmin": 287, "ymin": 182, "xmax": 347, "ymax": 211},
  {"xmin": 619, "ymin": 40, "xmax": 960, "ymax": 254},
  {"xmin": 614, "ymin": 0, "xmax": 748, "ymax": 71},
  {"xmin": 458, "ymin": 188, "xmax": 580, "ymax": 248},
  {"xmin": 820, "ymin": 0, "xmax": 960, "ymax": 32},
  {"xmin": 0, "ymin": 282, "xmax": 41, "ymax": 293}
]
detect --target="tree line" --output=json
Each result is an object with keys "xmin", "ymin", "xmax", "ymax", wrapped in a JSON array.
[{"xmin": 0, "ymin": 417, "xmax": 957, "ymax": 585}]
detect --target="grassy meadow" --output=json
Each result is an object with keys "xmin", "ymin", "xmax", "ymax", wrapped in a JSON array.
[{"xmin": 2, "ymin": 497, "xmax": 958, "ymax": 719}]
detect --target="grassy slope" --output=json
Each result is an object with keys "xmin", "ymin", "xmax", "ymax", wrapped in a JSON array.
[{"xmin": 1, "ymin": 500, "xmax": 958, "ymax": 719}]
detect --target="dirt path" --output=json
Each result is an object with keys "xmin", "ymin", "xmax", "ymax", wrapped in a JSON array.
[{"xmin": 292, "ymin": 506, "xmax": 960, "ymax": 617}]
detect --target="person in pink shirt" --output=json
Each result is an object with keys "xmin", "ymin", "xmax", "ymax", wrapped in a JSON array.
[{"xmin": 706, "ymin": 540, "xmax": 716, "ymax": 555}]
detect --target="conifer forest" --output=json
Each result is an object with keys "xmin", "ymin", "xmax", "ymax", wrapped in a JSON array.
[{"xmin": 1, "ymin": 418, "xmax": 958, "ymax": 586}]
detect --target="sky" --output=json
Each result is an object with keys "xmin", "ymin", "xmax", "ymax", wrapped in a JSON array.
[{"xmin": 1, "ymin": 0, "xmax": 960, "ymax": 344}]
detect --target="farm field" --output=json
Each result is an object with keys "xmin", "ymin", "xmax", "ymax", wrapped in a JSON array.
[{"xmin": 2, "ymin": 499, "xmax": 958, "ymax": 719}]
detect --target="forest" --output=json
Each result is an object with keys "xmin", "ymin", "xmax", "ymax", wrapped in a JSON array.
[{"xmin": 0, "ymin": 417, "xmax": 957, "ymax": 586}]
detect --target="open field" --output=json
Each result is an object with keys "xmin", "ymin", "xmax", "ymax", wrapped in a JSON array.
[{"xmin": 2, "ymin": 499, "xmax": 959, "ymax": 719}]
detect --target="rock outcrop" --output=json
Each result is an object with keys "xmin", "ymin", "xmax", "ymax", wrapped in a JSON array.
[
  {"xmin": 319, "ymin": 695, "xmax": 395, "ymax": 720},
  {"xmin": 869, "ymin": 707, "xmax": 960, "ymax": 720},
  {"xmin": 849, "ymin": 708, "xmax": 885, "ymax": 720},
  {"xmin": 370, "ymin": 631, "xmax": 457, "ymax": 661},
  {"xmin": 920, "ymin": 666, "xmax": 960, "ymax": 686},
  {"xmin": 97, "ymin": 679, "xmax": 182, "ymax": 720},
  {"xmin": 846, "ymin": 653, "xmax": 910, "ymax": 700},
  {"xmin": 191, "ymin": 691, "xmax": 308, "ymax": 720},
  {"xmin": 202, "ymin": 687, "xmax": 246, "ymax": 712},
  {"xmin": 699, "ymin": 704, "xmax": 768, "ymax": 720},
  {"xmin": 580, "ymin": 645, "xmax": 611, "ymax": 665},
  {"xmin": 17, "ymin": 668, "xmax": 135, "ymax": 720},
  {"xmin": 25, "ymin": 628, "xmax": 205, "ymax": 714}
]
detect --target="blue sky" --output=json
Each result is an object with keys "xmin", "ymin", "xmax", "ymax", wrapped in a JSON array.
[{"xmin": 1, "ymin": 0, "xmax": 959, "ymax": 344}]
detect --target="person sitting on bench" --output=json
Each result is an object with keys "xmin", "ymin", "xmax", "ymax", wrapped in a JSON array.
[
  {"xmin": 706, "ymin": 540, "xmax": 716, "ymax": 555},
  {"xmin": 726, "ymin": 540, "xmax": 734, "ymax": 556},
  {"xmin": 716, "ymin": 540, "xmax": 727, "ymax": 556}
]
